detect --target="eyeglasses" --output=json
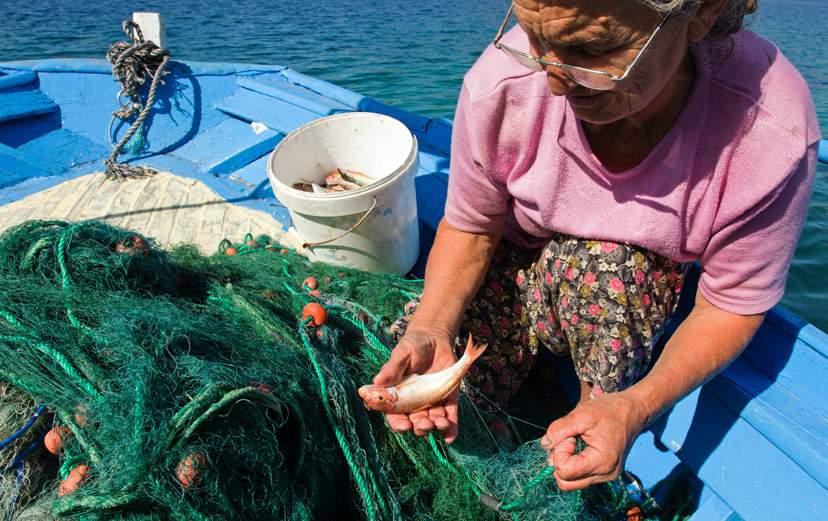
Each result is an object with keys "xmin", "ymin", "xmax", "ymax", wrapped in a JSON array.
[{"xmin": 493, "ymin": 4, "xmax": 670, "ymax": 91}]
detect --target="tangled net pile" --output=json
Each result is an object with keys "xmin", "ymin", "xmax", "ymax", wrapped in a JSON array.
[{"xmin": 0, "ymin": 220, "xmax": 681, "ymax": 520}]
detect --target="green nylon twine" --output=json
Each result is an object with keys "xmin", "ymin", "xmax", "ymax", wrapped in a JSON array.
[
  {"xmin": 0, "ymin": 221, "xmax": 675, "ymax": 520},
  {"xmin": 330, "ymin": 306, "xmax": 559, "ymax": 516},
  {"xmin": 298, "ymin": 322, "xmax": 384, "ymax": 521}
]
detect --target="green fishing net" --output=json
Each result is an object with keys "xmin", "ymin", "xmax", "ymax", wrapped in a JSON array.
[{"xmin": 0, "ymin": 220, "xmax": 685, "ymax": 520}]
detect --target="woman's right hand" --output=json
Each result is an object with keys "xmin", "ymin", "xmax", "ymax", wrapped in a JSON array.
[{"xmin": 372, "ymin": 326, "xmax": 460, "ymax": 443}]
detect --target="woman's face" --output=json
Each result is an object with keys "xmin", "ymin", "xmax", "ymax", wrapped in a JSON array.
[{"xmin": 512, "ymin": 0, "xmax": 692, "ymax": 124}]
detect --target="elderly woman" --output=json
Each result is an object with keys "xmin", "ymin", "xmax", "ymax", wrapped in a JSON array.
[{"xmin": 372, "ymin": 0, "xmax": 820, "ymax": 491}]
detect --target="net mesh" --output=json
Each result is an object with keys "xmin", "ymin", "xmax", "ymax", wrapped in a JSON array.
[{"xmin": 0, "ymin": 220, "xmax": 690, "ymax": 520}]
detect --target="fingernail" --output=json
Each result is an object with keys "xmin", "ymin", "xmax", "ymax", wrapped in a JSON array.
[{"xmin": 540, "ymin": 436, "xmax": 550, "ymax": 448}]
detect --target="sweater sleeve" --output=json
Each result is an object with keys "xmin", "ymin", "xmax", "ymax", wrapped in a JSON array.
[
  {"xmin": 443, "ymin": 83, "xmax": 509, "ymax": 233},
  {"xmin": 698, "ymin": 141, "xmax": 818, "ymax": 315}
]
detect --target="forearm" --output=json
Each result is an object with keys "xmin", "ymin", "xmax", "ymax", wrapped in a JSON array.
[
  {"xmin": 409, "ymin": 218, "xmax": 504, "ymax": 337},
  {"xmin": 625, "ymin": 292, "xmax": 765, "ymax": 428}
]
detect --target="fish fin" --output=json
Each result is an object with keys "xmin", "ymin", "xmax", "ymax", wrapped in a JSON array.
[{"xmin": 463, "ymin": 334, "xmax": 488, "ymax": 364}]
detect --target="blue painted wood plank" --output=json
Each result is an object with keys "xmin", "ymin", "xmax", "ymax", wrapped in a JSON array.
[
  {"xmin": 624, "ymin": 430, "xmax": 711, "ymax": 517},
  {"xmin": 651, "ymin": 266, "xmax": 828, "ymax": 517},
  {"xmin": 0, "ymin": 111, "xmax": 61, "ymax": 147},
  {"xmin": 0, "ymin": 142, "xmax": 53, "ymax": 188},
  {"xmin": 260, "ymin": 203, "xmax": 293, "ymax": 229},
  {"xmin": 0, "ymin": 59, "xmax": 285, "ymax": 76},
  {"xmin": 411, "ymin": 170, "xmax": 448, "ymax": 275},
  {"xmin": 227, "ymin": 153, "xmax": 272, "ymax": 189},
  {"xmin": 280, "ymin": 68, "xmax": 431, "ymax": 132},
  {"xmin": 17, "ymin": 129, "xmax": 108, "ymax": 175},
  {"xmin": 689, "ymin": 490, "xmax": 738, "ymax": 521},
  {"xmin": 1, "ymin": 59, "xmax": 113, "ymax": 74},
  {"xmin": 171, "ymin": 118, "xmax": 282, "ymax": 175},
  {"xmin": 739, "ymin": 309, "xmax": 828, "ymax": 416},
  {"xmin": 0, "ymin": 88, "xmax": 57, "ymax": 123},
  {"xmin": 708, "ymin": 358, "xmax": 828, "ymax": 489},
  {"xmin": 626, "ymin": 431, "xmax": 688, "ymax": 491},
  {"xmin": 417, "ymin": 150, "xmax": 451, "ymax": 177},
  {"xmin": 280, "ymin": 67, "xmax": 364, "ymax": 108},
  {"xmin": 238, "ymin": 76, "xmax": 351, "ymax": 116},
  {"xmin": 357, "ymin": 97, "xmax": 431, "ymax": 132},
  {"xmin": 414, "ymin": 170, "xmax": 447, "ymax": 231},
  {"xmin": 223, "ymin": 152, "xmax": 289, "ymax": 206},
  {"xmin": 651, "ymin": 384, "xmax": 828, "ymax": 521},
  {"xmin": 37, "ymin": 69, "xmax": 236, "ymax": 154},
  {"xmin": 0, "ymin": 71, "xmax": 36, "ymax": 91},
  {"xmin": 215, "ymin": 88, "xmax": 320, "ymax": 135},
  {"xmin": 0, "ymin": 161, "xmax": 38, "ymax": 188},
  {"xmin": 421, "ymin": 117, "xmax": 453, "ymax": 156}
]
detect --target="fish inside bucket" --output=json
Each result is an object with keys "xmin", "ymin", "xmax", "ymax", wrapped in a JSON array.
[
  {"xmin": 292, "ymin": 168, "xmax": 376, "ymax": 194},
  {"xmin": 267, "ymin": 112, "xmax": 420, "ymax": 274}
]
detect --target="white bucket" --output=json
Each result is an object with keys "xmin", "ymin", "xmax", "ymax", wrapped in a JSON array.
[{"xmin": 267, "ymin": 112, "xmax": 420, "ymax": 274}]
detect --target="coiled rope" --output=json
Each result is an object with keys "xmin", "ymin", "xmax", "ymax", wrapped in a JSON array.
[{"xmin": 105, "ymin": 20, "xmax": 171, "ymax": 180}]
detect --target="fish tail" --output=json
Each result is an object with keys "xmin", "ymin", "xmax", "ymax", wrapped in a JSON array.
[{"xmin": 463, "ymin": 334, "xmax": 488, "ymax": 365}]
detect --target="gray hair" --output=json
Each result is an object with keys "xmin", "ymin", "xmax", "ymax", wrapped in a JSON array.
[{"xmin": 636, "ymin": 0, "xmax": 757, "ymax": 39}]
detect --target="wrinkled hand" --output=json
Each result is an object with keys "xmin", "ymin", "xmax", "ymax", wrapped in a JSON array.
[
  {"xmin": 540, "ymin": 391, "xmax": 647, "ymax": 491},
  {"xmin": 372, "ymin": 327, "xmax": 460, "ymax": 443}
]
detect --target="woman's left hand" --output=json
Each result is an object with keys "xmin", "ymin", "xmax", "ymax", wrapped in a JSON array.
[{"xmin": 540, "ymin": 391, "xmax": 647, "ymax": 491}]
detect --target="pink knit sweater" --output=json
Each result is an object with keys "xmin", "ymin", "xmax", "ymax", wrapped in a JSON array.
[{"xmin": 445, "ymin": 27, "xmax": 821, "ymax": 315}]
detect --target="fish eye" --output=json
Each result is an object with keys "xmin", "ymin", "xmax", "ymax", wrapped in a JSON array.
[{"xmin": 377, "ymin": 396, "xmax": 384, "ymax": 401}]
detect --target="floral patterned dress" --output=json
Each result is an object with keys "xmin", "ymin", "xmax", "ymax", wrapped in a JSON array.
[{"xmin": 390, "ymin": 233, "xmax": 685, "ymax": 407}]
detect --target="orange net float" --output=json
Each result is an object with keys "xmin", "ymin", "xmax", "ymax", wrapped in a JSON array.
[
  {"xmin": 302, "ymin": 277, "xmax": 318, "ymax": 291},
  {"xmin": 44, "ymin": 426, "xmax": 72, "ymax": 455},
  {"xmin": 176, "ymin": 452, "xmax": 207, "ymax": 489},
  {"xmin": 302, "ymin": 303, "xmax": 327, "ymax": 327},
  {"xmin": 58, "ymin": 465, "xmax": 90, "ymax": 496}
]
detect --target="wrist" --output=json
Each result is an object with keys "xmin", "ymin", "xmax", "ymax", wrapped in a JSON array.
[
  {"xmin": 407, "ymin": 302, "xmax": 462, "ymax": 340},
  {"xmin": 404, "ymin": 315, "xmax": 455, "ymax": 340},
  {"xmin": 620, "ymin": 383, "xmax": 660, "ymax": 432}
]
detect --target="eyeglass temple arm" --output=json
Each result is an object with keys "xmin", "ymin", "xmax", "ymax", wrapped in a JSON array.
[
  {"xmin": 613, "ymin": 13, "xmax": 671, "ymax": 81},
  {"xmin": 493, "ymin": 4, "xmax": 514, "ymax": 44}
]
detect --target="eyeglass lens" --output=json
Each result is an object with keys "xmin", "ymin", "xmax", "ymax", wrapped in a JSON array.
[
  {"xmin": 565, "ymin": 67, "xmax": 616, "ymax": 91},
  {"xmin": 500, "ymin": 46, "xmax": 617, "ymax": 90}
]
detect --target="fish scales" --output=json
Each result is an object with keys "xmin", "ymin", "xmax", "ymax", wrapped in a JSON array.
[{"xmin": 358, "ymin": 336, "xmax": 487, "ymax": 414}]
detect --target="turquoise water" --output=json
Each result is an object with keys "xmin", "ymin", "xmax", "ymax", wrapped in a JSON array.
[{"xmin": 1, "ymin": 0, "xmax": 826, "ymax": 330}]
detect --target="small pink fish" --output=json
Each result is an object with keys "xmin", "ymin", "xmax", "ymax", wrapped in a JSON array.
[
  {"xmin": 324, "ymin": 170, "xmax": 361, "ymax": 191},
  {"xmin": 358, "ymin": 336, "xmax": 487, "ymax": 414}
]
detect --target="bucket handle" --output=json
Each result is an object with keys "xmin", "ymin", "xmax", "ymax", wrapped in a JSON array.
[{"xmin": 301, "ymin": 197, "xmax": 378, "ymax": 250}]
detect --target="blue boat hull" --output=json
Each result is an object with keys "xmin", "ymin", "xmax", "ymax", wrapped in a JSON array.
[{"xmin": 0, "ymin": 59, "xmax": 826, "ymax": 520}]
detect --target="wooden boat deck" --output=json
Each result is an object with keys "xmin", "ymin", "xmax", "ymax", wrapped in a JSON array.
[{"xmin": 0, "ymin": 171, "xmax": 296, "ymax": 252}]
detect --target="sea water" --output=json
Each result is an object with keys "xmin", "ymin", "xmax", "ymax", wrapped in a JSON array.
[{"xmin": 0, "ymin": 0, "xmax": 825, "ymax": 330}]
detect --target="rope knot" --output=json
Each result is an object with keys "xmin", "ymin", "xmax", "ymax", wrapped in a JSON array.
[
  {"xmin": 122, "ymin": 20, "xmax": 144, "ymax": 43},
  {"xmin": 105, "ymin": 19, "xmax": 172, "ymax": 180}
]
